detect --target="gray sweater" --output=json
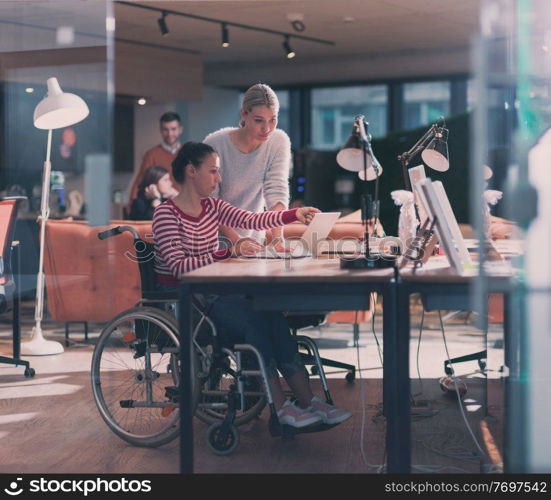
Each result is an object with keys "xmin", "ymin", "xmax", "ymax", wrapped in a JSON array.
[{"xmin": 204, "ymin": 127, "xmax": 291, "ymax": 241}]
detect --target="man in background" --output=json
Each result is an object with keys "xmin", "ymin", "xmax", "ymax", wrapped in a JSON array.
[{"xmin": 127, "ymin": 111, "xmax": 183, "ymax": 210}]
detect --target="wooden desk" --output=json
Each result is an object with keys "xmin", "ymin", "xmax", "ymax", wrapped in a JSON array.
[
  {"xmin": 399, "ymin": 263, "xmax": 521, "ymax": 472},
  {"xmin": 179, "ymin": 257, "xmax": 400, "ymax": 473}
]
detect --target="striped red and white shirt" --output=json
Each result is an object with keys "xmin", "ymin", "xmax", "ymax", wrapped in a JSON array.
[{"xmin": 153, "ymin": 198, "xmax": 298, "ymax": 284}]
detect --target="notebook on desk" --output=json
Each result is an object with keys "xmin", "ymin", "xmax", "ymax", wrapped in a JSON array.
[{"xmin": 245, "ymin": 211, "xmax": 341, "ymax": 259}]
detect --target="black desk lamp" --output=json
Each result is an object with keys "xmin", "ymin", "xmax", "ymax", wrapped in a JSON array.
[
  {"xmin": 337, "ymin": 115, "xmax": 393, "ymax": 269},
  {"xmin": 397, "ymin": 118, "xmax": 450, "ymax": 190}
]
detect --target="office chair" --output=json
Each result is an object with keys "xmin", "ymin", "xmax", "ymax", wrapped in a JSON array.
[
  {"xmin": 0, "ymin": 197, "xmax": 35, "ymax": 378},
  {"xmin": 421, "ymin": 294, "xmax": 486, "ymax": 376}
]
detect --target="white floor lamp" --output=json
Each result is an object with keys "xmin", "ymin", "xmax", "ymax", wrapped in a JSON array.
[{"xmin": 21, "ymin": 77, "xmax": 89, "ymax": 356}]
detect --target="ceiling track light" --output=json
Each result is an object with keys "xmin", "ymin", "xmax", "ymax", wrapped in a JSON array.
[
  {"xmin": 283, "ymin": 35, "xmax": 295, "ymax": 59},
  {"xmin": 157, "ymin": 11, "xmax": 169, "ymax": 36},
  {"xmin": 221, "ymin": 22, "xmax": 229, "ymax": 47},
  {"xmin": 117, "ymin": 2, "xmax": 335, "ymax": 52}
]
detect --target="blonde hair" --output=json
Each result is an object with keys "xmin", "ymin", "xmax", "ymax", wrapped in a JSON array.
[{"xmin": 240, "ymin": 83, "xmax": 280, "ymax": 127}]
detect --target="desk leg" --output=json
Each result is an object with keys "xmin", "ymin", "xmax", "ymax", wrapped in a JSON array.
[
  {"xmin": 179, "ymin": 284, "xmax": 194, "ymax": 474},
  {"xmin": 384, "ymin": 281, "xmax": 411, "ymax": 473}
]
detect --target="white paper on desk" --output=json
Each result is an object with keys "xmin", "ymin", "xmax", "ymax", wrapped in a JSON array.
[
  {"xmin": 491, "ymin": 239, "xmax": 524, "ymax": 256},
  {"xmin": 241, "ymin": 248, "xmax": 310, "ymax": 259}
]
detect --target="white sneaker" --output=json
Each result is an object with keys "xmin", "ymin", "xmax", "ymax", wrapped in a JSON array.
[
  {"xmin": 277, "ymin": 400, "xmax": 322, "ymax": 428},
  {"xmin": 308, "ymin": 396, "xmax": 352, "ymax": 425}
]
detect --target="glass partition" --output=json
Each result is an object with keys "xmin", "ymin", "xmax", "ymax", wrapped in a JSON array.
[
  {"xmin": 472, "ymin": 0, "xmax": 551, "ymax": 472},
  {"xmin": 0, "ymin": 0, "xmax": 117, "ymax": 470}
]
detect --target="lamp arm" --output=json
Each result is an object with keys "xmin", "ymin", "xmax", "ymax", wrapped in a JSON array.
[
  {"xmin": 397, "ymin": 124, "xmax": 437, "ymax": 190},
  {"xmin": 398, "ymin": 124, "xmax": 436, "ymax": 164}
]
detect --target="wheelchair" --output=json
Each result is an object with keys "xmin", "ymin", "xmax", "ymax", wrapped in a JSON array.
[{"xmin": 91, "ymin": 225, "xmax": 339, "ymax": 455}]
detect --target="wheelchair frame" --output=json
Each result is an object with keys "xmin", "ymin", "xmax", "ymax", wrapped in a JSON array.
[{"xmin": 91, "ymin": 225, "xmax": 338, "ymax": 455}]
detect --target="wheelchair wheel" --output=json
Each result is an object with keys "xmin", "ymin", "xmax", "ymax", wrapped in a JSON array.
[
  {"xmin": 91, "ymin": 307, "xmax": 195, "ymax": 447},
  {"xmin": 206, "ymin": 422, "xmax": 239, "ymax": 456},
  {"xmin": 195, "ymin": 350, "xmax": 266, "ymax": 426}
]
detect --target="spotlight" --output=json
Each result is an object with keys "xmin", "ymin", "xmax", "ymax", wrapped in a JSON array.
[
  {"xmin": 137, "ymin": 97, "xmax": 147, "ymax": 106},
  {"xmin": 221, "ymin": 23, "xmax": 229, "ymax": 47},
  {"xmin": 25, "ymin": 88, "xmax": 34, "ymax": 94},
  {"xmin": 157, "ymin": 11, "xmax": 169, "ymax": 36},
  {"xmin": 282, "ymin": 35, "xmax": 295, "ymax": 59}
]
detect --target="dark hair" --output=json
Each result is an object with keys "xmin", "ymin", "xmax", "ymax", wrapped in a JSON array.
[
  {"xmin": 172, "ymin": 142, "xmax": 216, "ymax": 184},
  {"xmin": 137, "ymin": 165, "xmax": 169, "ymax": 197},
  {"xmin": 160, "ymin": 112, "xmax": 181, "ymax": 125}
]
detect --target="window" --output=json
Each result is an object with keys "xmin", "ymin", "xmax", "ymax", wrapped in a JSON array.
[
  {"xmin": 310, "ymin": 85, "xmax": 388, "ymax": 150},
  {"xmin": 274, "ymin": 90, "xmax": 290, "ymax": 135},
  {"xmin": 403, "ymin": 81, "xmax": 450, "ymax": 129}
]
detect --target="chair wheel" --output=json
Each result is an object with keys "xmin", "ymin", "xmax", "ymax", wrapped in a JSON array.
[
  {"xmin": 24, "ymin": 368, "xmax": 35, "ymax": 378},
  {"xmin": 310, "ymin": 365, "xmax": 319, "ymax": 376},
  {"xmin": 444, "ymin": 364, "xmax": 453, "ymax": 376},
  {"xmin": 345, "ymin": 371, "xmax": 355, "ymax": 383},
  {"xmin": 206, "ymin": 423, "xmax": 239, "ymax": 455}
]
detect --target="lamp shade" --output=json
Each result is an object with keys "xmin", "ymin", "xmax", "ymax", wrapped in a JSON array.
[
  {"xmin": 337, "ymin": 131, "xmax": 382, "ymax": 180},
  {"xmin": 421, "ymin": 128, "xmax": 449, "ymax": 171},
  {"xmin": 336, "ymin": 133, "xmax": 367, "ymax": 172},
  {"xmin": 358, "ymin": 164, "xmax": 383, "ymax": 181},
  {"xmin": 33, "ymin": 77, "xmax": 89, "ymax": 130}
]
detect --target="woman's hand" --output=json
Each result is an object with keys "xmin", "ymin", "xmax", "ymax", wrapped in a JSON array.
[
  {"xmin": 164, "ymin": 187, "xmax": 179, "ymax": 199},
  {"xmin": 296, "ymin": 206, "xmax": 320, "ymax": 224},
  {"xmin": 144, "ymin": 184, "xmax": 161, "ymax": 200},
  {"xmin": 231, "ymin": 237, "xmax": 264, "ymax": 257},
  {"xmin": 271, "ymin": 237, "xmax": 288, "ymax": 253},
  {"xmin": 490, "ymin": 221, "xmax": 515, "ymax": 240}
]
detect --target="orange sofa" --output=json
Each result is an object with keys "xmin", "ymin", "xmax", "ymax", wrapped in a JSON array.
[
  {"xmin": 43, "ymin": 214, "xmax": 372, "ymax": 325},
  {"xmin": 44, "ymin": 219, "xmax": 152, "ymax": 323}
]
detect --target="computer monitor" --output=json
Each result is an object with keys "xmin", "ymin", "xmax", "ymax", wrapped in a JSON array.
[{"xmin": 417, "ymin": 178, "xmax": 465, "ymax": 274}]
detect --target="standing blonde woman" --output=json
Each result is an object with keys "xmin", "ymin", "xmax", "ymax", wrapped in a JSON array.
[{"xmin": 204, "ymin": 83, "xmax": 290, "ymax": 252}]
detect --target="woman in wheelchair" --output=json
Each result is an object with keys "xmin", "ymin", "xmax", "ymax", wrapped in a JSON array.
[{"xmin": 152, "ymin": 141, "xmax": 351, "ymax": 429}]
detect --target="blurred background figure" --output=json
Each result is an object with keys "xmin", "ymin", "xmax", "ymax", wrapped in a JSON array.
[{"xmin": 128, "ymin": 165, "xmax": 178, "ymax": 221}]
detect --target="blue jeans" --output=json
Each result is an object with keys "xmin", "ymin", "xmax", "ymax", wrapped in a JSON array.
[
  {"xmin": 157, "ymin": 285, "xmax": 304, "ymax": 379},
  {"xmin": 208, "ymin": 295, "xmax": 305, "ymax": 379}
]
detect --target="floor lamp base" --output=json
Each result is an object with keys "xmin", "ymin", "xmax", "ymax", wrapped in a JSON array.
[{"xmin": 21, "ymin": 326, "xmax": 64, "ymax": 356}]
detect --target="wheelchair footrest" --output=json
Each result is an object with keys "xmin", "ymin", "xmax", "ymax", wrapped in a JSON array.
[{"xmin": 269, "ymin": 418, "xmax": 338, "ymax": 437}]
